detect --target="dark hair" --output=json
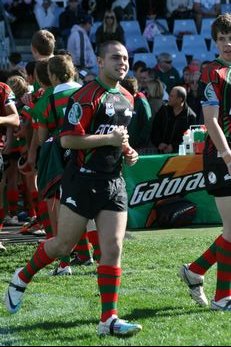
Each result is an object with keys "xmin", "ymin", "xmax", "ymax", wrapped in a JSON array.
[
  {"xmin": 132, "ymin": 60, "xmax": 147, "ymax": 71},
  {"xmin": 97, "ymin": 40, "xmax": 123, "ymax": 57},
  {"xmin": 120, "ymin": 76, "xmax": 138, "ymax": 95},
  {"xmin": 211, "ymin": 13, "xmax": 231, "ymax": 41},
  {"xmin": 25, "ymin": 61, "xmax": 36, "ymax": 76},
  {"xmin": 9, "ymin": 52, "xmax": 22, "ymax": 65}
]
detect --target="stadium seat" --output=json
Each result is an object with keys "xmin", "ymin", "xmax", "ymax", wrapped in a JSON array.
[
  {"xmin": 133, "ymin": 53, "xmax": 157, "ymax": 68},
  {"xmin": 126, "ymin": 35, "xmax": 150, "ymax": 56},
  {"xmin": 200, "ymin": 18, "xmax": 216, "ymax": 38},
  {"xmin": 153, "ymin": 35, "xmax": 179, "ymax": 55},
  {"xmin": 120, "ymin": 20, "xmax": 142, "ymax": 36},
  {"xmin": 192, "ymin": 51, "xmax": 216, "ymax": 63},
  {"xmin": 173, "ymin": 19, "xmax": 198, "ymax": 37},
  {"xmin": 221, "ymin": 3, "xmax": 231, "ymax": 14},
  {"xmin": 181, "ymin": 35, "xmax": 208, "ymax": 56},
  {"xmin": 171, "ymin": 52, "xmax": 188, "ymax": 77},
  {"xmin": 210, "ymin": 40, "xmax": 219, "ymax": 56}
]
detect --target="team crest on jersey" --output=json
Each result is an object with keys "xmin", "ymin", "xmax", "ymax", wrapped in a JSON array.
[
  {"xmin": 105, "ymin": 103, "xmax": 115, "ymax": 117},
  {"xmin": 204, "ymin": 83, "xmax": 217, "ymax": 102},
  {"xmin": 68, "ymin": 102, "xmax": 82, "ymax": 125}
]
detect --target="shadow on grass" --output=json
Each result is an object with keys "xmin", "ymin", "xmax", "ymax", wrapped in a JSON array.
[
  {"xmin": 0, "ymin": 317, "xmax": 98, "ymax": 334},
  {"xmin": 124, "ymin": 305, "xmax": 209, "ymax": 320}
]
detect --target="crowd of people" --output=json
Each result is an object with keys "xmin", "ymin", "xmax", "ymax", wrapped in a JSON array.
[{"xmin": 0, "ymin": 0, "xmax": 231, "ymax": 339}]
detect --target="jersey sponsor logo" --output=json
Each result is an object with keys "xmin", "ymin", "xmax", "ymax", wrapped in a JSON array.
[
  {"xmin": 95, "ymin": 124, "xmax": 118, "ymax": 134},
  {"xmin": 208, "ymin": 171, "xmax": 217, "ymax": 184},
  {"xmin": 105, "ymin": 103, "xmax": 115, "ymax": 117},
  {"xmin": 124, "ymin": 108, "xmax": 132, "ymax": 117},
  {"xmin": 68, "ymin": 102, "xmax": 82, "ymax": 125},
  {"xmin": 66, "ymin": 197, "xmax": 77, "ymax": 207}
]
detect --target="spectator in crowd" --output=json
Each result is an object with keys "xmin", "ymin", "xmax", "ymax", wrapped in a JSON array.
[
  {"xmin": 59, "ymin": 0, "xmax": 86, "ymax": 47},
  {"xmin": 8, "ymin": 52, "xmax": 26, "ymax": 71},
  {"xmin": 146, "ymin": 73, "xmax": 165, "ymax": 123},
  {"xmin": 82, "ymin": 0, "xmax": 114, "ymax": 21},
  {"xmin": 135, "ymin": 0, "xmax": 166, "ymax": 33},
  {"xmin": 95, "ymin": 9, "xmax": 125, "ymax": 52},
  {"xmin": 179, "ymin": 13, "xmax": 231, "ymax": 312},
  {"xmin": 3, "ymin": 0, "xmax": 37, "ymax": 38},
  {"xmin": 111, "ymin": 0, "xmax": 134, "ymax": 21},
  {"xmin": 193, "ymin": 0, "xmax": 221, "ymax": 32},
  {"xmin": 120, "ymin": 76, "xmax": 152, "ymax": 150},
  {"xmin": 67, "ymin": 14, "xmax": 97, "ymax": 69},
  {"xmin": 150, "ymin": 85, "xmax": 197, "ymax": 153},
  {"xmin": 166, "ymin": 0, "xmax": 194, "ymax": 32},
  {"xmin": 154, "ymin": 52, "xmax": 181, "ymax": 94},
  {"xmin": 34, "ymin": 0, "xmax": 59, "ymax": 34},
  {"xmin": 132, "ymin": 60, "xmax": 147, "ymax": 88}
]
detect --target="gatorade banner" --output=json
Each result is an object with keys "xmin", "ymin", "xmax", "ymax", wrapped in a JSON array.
[{"xmin": 123, "ymin": 154, "xmax": 221, "ymax": 229}]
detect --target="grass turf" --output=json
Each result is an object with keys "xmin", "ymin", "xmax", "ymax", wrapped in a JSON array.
[{"xmin": 1, "ymin": 225, "xmax": 230, "ymax": 346}]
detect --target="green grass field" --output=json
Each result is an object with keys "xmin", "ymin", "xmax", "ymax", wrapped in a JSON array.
[{"xmin": 1, "ymin": 225, "xmax": 231, "ymax": 346}]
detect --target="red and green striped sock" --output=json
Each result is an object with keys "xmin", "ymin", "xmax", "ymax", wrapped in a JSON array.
[
  {"xmin": 74, "ymin": 232, "xmax": 92, "ymax": 261},
  {"xmin": 19, "ymin": 241, "xmax": 55, "ymax": 283},
  {"xmin": 215, "ymin": 236, "xmax": 231, "ymax": 302},
  {"xmin": 189, "ymin": 234, "xmax": 222, "ymax": 275},
  {"xmin": 88, "ymin": 230, "xmax": 101, "ymax": 263},
  {"xmin": 7, "ymin": 190, "xmax": 19, "ymax": 216},
  {"xmin": 37, "ymin": 200, "xmax": 53, "ymax": 239},
  {"xmin": 97, "ymin": 265, "xmax": 121, "ymax": 322}
]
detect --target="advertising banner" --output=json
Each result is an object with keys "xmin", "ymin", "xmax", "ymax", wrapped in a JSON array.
[{"xmin": 123, "ymin": 154, "xmax": 221, "ymax": 229}]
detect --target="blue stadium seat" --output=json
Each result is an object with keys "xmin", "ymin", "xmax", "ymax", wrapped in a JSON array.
[
  {"xmin": 133, "ymin": 53, "xmax": 157, "ymax": 68},
  {"xmin": 192, "ymin": 51, "xmax": 216, "ymax": 63},
  {"xmin": 120, "ymin": 20, "xmax": 142, "ymax": 36},
  {"xmin": 221, "ymin": 3, "xmax": 231, "ymax": 14},
  {"xmin": 181, "ymin": 35, "xmax": 208, "ymax": 56},
  {"xmin": 171, "ymin": 52, "xmax": 188, "ymax": 77},
  {"xmin": 210, "ymin": 40, "xmax": 219, "ymax": 56},
  {"xmin": 200, "ymin": 18, "xmax": 216, "ymax": 38},
  {"xmin": 126, "ymin": 35, "xmax": 150, "ymax": 56},
  {"xmin": 173, "ymin": 19, "xmax": 198, "ymax": 36},
  {"xmin": 153, "ymin": 35, "xmax": 179, "ymax": 55}
]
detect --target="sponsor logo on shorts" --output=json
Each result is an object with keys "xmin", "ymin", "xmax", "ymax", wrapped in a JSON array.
[
  {"xmin": 66, "ymin": 197, "xmax": 77, "ymax": 207},
  {"xmin": 208, "ymin": 171, "xmax": 217, "ymax": 184}
]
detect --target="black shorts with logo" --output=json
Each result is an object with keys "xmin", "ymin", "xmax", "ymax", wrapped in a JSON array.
[
  {"xmin": 60, "ymin": 161, "xmax": 128, "ymax": 219},
  {"xmin": 203, "ymin": 152, "xmax": 231, "ymax": 197}
]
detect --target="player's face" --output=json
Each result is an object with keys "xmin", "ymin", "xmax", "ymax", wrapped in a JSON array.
[
  {"xmin": 216, "ymin": 32, "xmax": 231, "ymax": 63},
  {"xmin": 98, "ymin": 44, "xmax": 129, "ymax": 87}
]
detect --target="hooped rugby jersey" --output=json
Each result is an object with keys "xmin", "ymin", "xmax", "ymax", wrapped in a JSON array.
[
  {"xmin": 0, "ymin": 82, "xmax": 16, "ymax": 136},
  {"xmin": 60, "ymin": 78, "xmax": 134, "ymax": 177},
  {"xmin": 200, "ymin": 58, "xmax": 231, "ymax": 156}
]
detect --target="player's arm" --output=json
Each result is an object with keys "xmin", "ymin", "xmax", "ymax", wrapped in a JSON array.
[
  {"xmin": 61, "ymin": 127, "xmax": 129, "ymax": 150},
  {"xmin": 0, "ymin": 102, "xmax": 20, "ymax": 127}
]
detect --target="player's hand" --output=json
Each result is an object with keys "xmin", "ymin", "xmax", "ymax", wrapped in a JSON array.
[
  {"xmin": 110, "ymin": 126, "xmax": 129, "ymax": 147},
  {"xmin": 123, "ymin": 146, "xmax": 139, "ymax": 166}
]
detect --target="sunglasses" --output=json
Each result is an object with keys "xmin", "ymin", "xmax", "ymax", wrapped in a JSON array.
[
  {"xmin": 105, "ymin": 16, "xmax": 115, "ymax": 19},
  {"xmin": 163, "ymin": 60, "xmax": 172, "ymax": 64}
]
